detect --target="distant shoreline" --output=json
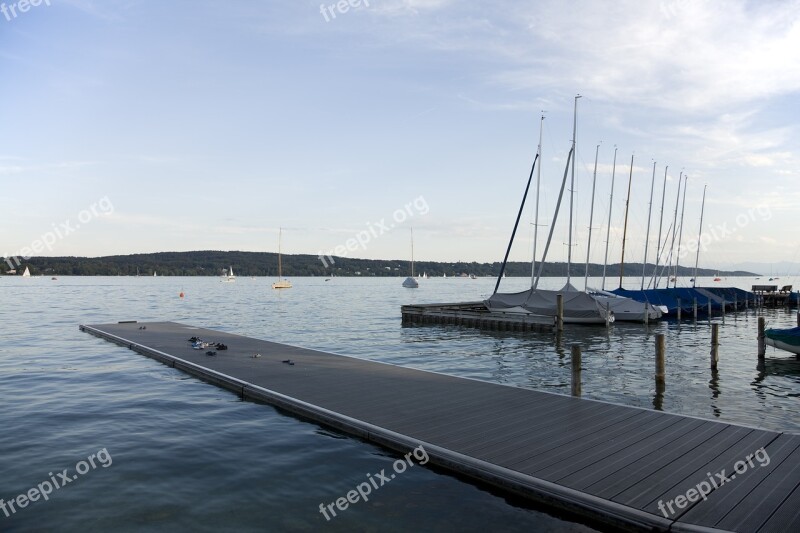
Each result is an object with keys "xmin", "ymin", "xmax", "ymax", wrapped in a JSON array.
[{"xmin": 3, "ymin": 250, "xmax": 760, "ymax": 278}]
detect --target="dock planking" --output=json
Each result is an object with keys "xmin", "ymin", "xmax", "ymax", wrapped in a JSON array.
[{"xmin": 80, "ymin": 321, "xmax": 800, "ymax": 532}]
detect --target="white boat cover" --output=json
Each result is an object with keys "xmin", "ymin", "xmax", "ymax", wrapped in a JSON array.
[{"xmin": 485, "ymin": 283, "xmax": 610, "ymax": 321}]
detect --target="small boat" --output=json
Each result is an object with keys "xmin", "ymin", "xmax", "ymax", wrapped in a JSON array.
[
  {"xmin": 469, "ymin": 274, "xmax": 477, "ymax": 279},
  {"xmin": 22, "ymin": 266, "xmax": 31, "ymax": 277},
  {"xmin": 765, "ymin": 327, "xmax": 800, "ymax": 355},
  {"xmin": 713, "ymin": 277, "xmax": 721, "ymax": 282},
  {"xmin": 51, "ymin": 277, "xmax": 57, "ymax": 280},
  {"xmin": 220, "ymin": 266, "xmax": 236, "ymax": 282},
  {"xmin": 272, "ymin": 228, "xmax": 292, "ymax": 289},
  {"xmin": 402, "ymin": 228, "xmax": 419, "ymax": 288}
]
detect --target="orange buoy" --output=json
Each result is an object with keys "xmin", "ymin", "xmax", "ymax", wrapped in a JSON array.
[{"xmin": 179, "ymin": 291, "xmax": 184, "ymax": 298}]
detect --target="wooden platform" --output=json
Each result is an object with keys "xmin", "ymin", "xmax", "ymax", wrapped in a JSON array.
[
  {"xmin": 401, "ymin": 301, "xmax": 557, "ymax": 332},
  {"xmin": 80, "ymin": 321, "xmax": 800, "ymax": 532}
]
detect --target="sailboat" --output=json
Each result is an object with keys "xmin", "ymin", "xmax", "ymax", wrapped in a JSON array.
[
  {"xmin": 272, "ymin": 228, "xmax": 292, "ymax": 289},
  {"xmin": 402, "ymin": 228, "xmax": 419, "ymax": 288},
  {"xmin": 22, "ymin": 266, "xmax": 31, "ymax": 277},
  {"xmin": 220, "ymin": 266, "xmax": 236, "ymax": 282}
]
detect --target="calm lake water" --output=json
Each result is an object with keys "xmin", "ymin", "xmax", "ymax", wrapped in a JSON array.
[{"xmin": 1, "ymin": 275, "xmax": 798, "ymax": 532}]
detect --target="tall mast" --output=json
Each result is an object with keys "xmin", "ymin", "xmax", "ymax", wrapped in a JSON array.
[
  {"xmin": 652, "ymin": 166, "xmax": 668, "ymax": 288},
  {"xmin": 494, "ymin": 152, "xmax": 539, "ymax": 294},
  {"xmin": 534, "ymin": 147, "xmax": 573, "ymax": 289},
  {"xmin": 584, "ymin": 143, "xmax": 600, "ymax": 290},
  {"xmin": 531, "ymin": 113, "xmax": 545, "ymax": 287},
  {"xmin": 666, "ymin": 172, "xmax": 683, "ymax": 287},
  {"xmin": 693, "ymin": 185, "xmax": 707, "ymax": 287},
  {"xmin": 601, "ymin": 146, "xmax": 617, "ymax": 291},
  {"xmin": 618, "ymin": 153, "xmax": 634, "ymax": 289},
  {"xmin": 410, "ymin": 227, "xmax": 415, "ymax": 277},
  {"xmin": 641, "ymin": 161, "xmax": 657, "ymax": 290},
  {"xmin": 567, "ymin": 94, "xmax": 581, "ymax": 286},
  {"xmin": 277, "ymin": 227, "xmax": 283, "ymax": 278},
  {"xmin": 674, "ymin": 176, "xmax": 689, "ymax": 288}
]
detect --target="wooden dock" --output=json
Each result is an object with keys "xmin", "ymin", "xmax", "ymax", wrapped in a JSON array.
[
  {"xmin": 401, "ymin": 301, "xmax": 557, "ymax": 332},
  {"xmin": 80, "ymin": 321, "xmax": 800, "ymax": 532}
]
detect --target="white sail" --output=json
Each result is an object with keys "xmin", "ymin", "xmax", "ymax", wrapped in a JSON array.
[{"xmin": 22, "ymin": 266, "xmax": 31, "ymax": 277}]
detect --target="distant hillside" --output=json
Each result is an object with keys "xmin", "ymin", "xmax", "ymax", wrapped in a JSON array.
[{"xmin": 2, "ymin": 251, "xmax": 757, "ymax": 278}]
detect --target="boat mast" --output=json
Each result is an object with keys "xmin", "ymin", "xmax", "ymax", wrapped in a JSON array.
[
  {"xmin": 601, "ymin": 146, "xmax": 617, "ymax": 291},
  {"xmin": 531, "ymin": 113, "xmax": 545, "ymax": 287},
  {"xmin": 534, "ymin": 147, "xmax": 573, "ymax": 290},
  {"xmin": 410, "ymin": 227, "xmax": 415, "ymax": 278},
  {"xmin": 665, "ymin": 172, "xmax": 683, "ymax": 287},
  {"xmin": 618, "ymin": 153, "xmax": 634, "ymax": 289},
  {"xmin": 277, "ymin": 227, "xmax": 283, "ymax": 279},
  {"xmin": 641, "ymin": 161, "xmax": 657, "ymax": 290},
  {"xmin": 652, "ymin": 166, "xmax": 668, "ymax": 288},
  {"xmin": 584, "ymin": 143, "xmax": 600, "ymax": 290},
  {"xmin": 494, "ymin": 152, "xmax": 539, "ymax": 294},
  {"xmin": 567, "ymin": 94, "xmax": 581, "ymax": 287},
  {"xmin": 674, "ymin": 175, "xmax": 689, "ymax": 288},
  {"xmin": 693, "ymin": 185, "xmax": 707, "ymax": 288}
]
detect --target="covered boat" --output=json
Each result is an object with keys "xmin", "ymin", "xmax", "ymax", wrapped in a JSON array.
[
  {"xmin": 485, "ymin": 283, "xmax": 614, "ymax": 324},
  {"xmin": 765, "ymin": 327, "xmax": 800, "ymax": 355}
]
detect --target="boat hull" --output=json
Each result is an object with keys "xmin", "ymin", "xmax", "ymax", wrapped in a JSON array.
[{"xmin": 765, "ymin": 327, "xmax": 800, "ymax": 354}]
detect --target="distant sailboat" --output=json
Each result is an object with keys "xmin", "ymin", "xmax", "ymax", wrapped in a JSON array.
[
  {"xmin": 153, "ymin": 271, "xmax": 157, "ymax": 277},
  {"xmin": 221, "ymin": 266, "xmax": 236, "ymax": 282},
  {"xmin": 272, "ymin": 228, "xmax": 292, "ymax": 289},
  {"xmin": 22, "ymin": 266, "xmax": 31, "ymax": 277},
  {"xmin": 402, "ymin": 228, "xmax": 419, "ymax": 288}
]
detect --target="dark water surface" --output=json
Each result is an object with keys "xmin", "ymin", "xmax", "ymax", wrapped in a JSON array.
[{"xmin": 2, "ymin": 275, "xmax": 798, "ymax": 532}]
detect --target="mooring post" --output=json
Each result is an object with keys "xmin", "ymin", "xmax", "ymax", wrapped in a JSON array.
[
  {"xmin": 556, "ymin": 293, "xmax": 564, "ymax": 332},
  {"xmin": 711, "ymin": 323, "xmax": 719, "ymax": 369},
  {"xmin": 722, "ymin": 299, "xmax": 726, "ymax": 317},
  {"xmin": 758, "ymin": 316, "xmax": 766, "ymax": 359},
  {"xmin": 655, "ymin": 333, "xmax": 666, "ymax": 386},
  {"xmin": 693, "ymin": 297, "xmax": 698, "ymax": 320},
  {"xmin": 643, "ymin": 301, "xmax": 649, "ymax": 326},
  {"xmin": 571, "ymin": 344, "xmax": 582, "ymax": 397},
  {"xmin": 708, "ymin": 298, "xmax": 712, "ymax": 317},
  {"xmin": 677, "ymin": 298, "xmax": 682, "ymax": 321}
]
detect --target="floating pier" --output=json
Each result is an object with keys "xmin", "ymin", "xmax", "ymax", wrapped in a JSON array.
[
  {"xmin": 752, "ymin": 285, "xmax": 798, "ymax": 308},
  {"xmin": 81, "ymin": 321, "xmax": 800, "ymax": 532},
  {"xmin": 401, "ymin": 301, "xmax": 557, "ymax": 331}
]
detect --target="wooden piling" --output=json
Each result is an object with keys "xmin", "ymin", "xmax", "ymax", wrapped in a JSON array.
[
  {"xmin": 758, "ymin": 316, "xmax": 766, "ymax": 359},
  {"xmin": 557, "ymin": 293, "xmax": 564, "ymax": 332},
  {"xmin": 643, "ymin": 301, "xmax": 649, "ymax": 326},
  {"xmin": 693, "ymin": 297, "xmax": 698, "ymax": 320},
  {"xmin": 722, "ymin": 299, "xmax": 726, "ymax": 316},
  {"xmin": 711, "ymin": 323, "xmax": 719, "ymax": 369},
  {"xmin": 655, "ymin": 334, "xmax": 666, "ymax": 386},
  {"xmin": 677, "ymin": 298, "xmax": 681, "ymax": 320},
  {"xmin": 571, "ymin": 344, "xmax": 582, "ymax": 397},
  {"xmin": 708, "ymin": 298, "xmax": 712, "ymax": 317}
]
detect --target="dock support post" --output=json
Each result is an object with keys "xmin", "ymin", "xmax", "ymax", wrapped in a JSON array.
[
  {"xmin": 758, "ymin": 317, "xmax": 766, "ymax": 359},
  {"xmin": 655, "ymin": 333, "xmax": 666, "ymax": 387},
  {"xmin": 693, "ymin": 297, "xmax": 698, "ymax": 320},
  {"xmin": 571, "ymin": 344, "xmax": 581, "ymax": 397},
  {"xmin": 677, "ymin": 298, "xmax": 681, "ymax": 321},
  {"xmin": 643, "ymin": 301, "xmax": 649, "ymax": 326},
  {"xmin": 708, "ymin": 298, "xmax": 712, "ymax": 317},
  {"xmin": 557, "ymin": 294, "xmax": 564, "ymax": 332},
  {"xmin": 711, "ymin": 323, "xmax": 719, "ymax": 369}
]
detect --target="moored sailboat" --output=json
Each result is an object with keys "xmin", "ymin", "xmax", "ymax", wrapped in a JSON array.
[
  {"xmin": 402, "ymin": 228, "xmax": 419, "ymax": 288},
  {"xmin": 272, "ymin": 228, "xmax": 292, "ymax": 289}
]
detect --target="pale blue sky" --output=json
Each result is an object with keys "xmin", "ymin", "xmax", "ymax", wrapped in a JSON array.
[{"xmin": 2, "ymin": 0, "xmax": 799, "ymax": 269}]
